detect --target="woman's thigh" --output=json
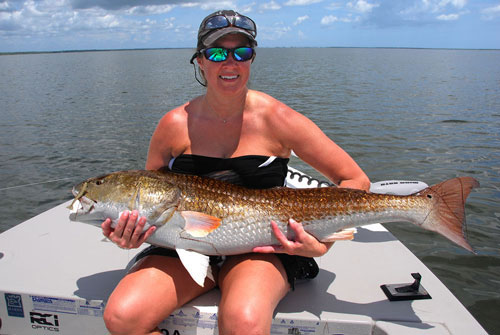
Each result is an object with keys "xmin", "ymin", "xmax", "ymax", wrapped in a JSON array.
[
  {"xmin": 104, "ymin": 255, "xmax": 216, "ymax": 334},
  {"xmin": 217, "ymin": 253, "xmax": 290, "ymax": 334}
]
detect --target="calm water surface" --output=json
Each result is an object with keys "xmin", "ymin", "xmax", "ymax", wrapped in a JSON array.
[{"xmin": 1, "ymin": 48, "xmax": 499, "ymax": 333}]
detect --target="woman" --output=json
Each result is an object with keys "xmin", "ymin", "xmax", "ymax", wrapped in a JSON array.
[{"xmin": 102, "ymin": 10, "xmax": 370, "ymax": 335}]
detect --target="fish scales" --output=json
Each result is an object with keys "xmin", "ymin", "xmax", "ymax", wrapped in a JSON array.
[
  {"xmin": 155, "ymin": 174, "xmax": 438, "ymax": 254},
  {"xmin": 69, "ymin": 170, "xmax": 479, "ymax": 256},
  {"xmin": 181, "ymin": 180, "xmax": 423, "ymax": 225}
]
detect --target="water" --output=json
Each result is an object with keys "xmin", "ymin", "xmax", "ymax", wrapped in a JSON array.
[{"xmin": 1, "ymin": 48, "xmax": 499, "ymax": 333}]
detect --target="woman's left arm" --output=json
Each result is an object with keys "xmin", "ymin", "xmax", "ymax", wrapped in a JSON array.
[
  {"xmin": 276, "ymin": 105, "xmax": 370, "ymax": 191},
  {"xmin": 254, "ymin": 101, "xmax": 370, "ymax": 257}
]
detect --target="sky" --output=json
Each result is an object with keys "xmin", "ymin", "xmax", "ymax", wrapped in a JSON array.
[{"xmin": 1, "ymin": 0, "xmax": 499, "ymax": 52}]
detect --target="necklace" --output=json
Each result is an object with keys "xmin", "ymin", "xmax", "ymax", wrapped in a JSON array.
[{"xmin": 204, "ymin": 97, "xmax": 243, "ymax": 124}]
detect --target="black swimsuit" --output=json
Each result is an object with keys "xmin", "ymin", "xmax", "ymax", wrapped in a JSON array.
[
  {"xmin": 167, "ymin": 154, "xmax": 289, "ymax": 188},
  {"xmin": 136, "ymin": 154, "xmax": 318, "ymax": 289}
]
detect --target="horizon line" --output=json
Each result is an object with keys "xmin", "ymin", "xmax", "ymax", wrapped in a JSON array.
[{"xmin": 2, "ymin": 46, "xmax": 500, "ymax": 56}]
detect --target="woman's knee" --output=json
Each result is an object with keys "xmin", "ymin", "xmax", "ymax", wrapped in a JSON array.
[
  {"xmin": 103, "ymin": 255, "xmax": 213, "ymax": 334},
  {"xmin": 217, "ymin": 254, "xmax": 290, "ymax": 334},
  {"xmin": 103, "ymin": 300, "xmax": 140, "ymax": 335},
  {"xmin": 218, "ymin": 303, "xmax": 272, "ymax": 335}
]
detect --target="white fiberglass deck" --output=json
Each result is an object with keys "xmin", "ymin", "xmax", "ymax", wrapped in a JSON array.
[{"xmin": 0, "ymin": 200, "xmax": 486, "ymax": 335}]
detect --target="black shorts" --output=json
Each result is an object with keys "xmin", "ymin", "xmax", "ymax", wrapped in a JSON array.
[{"xmin": 135, "ymin": 246, "xmax": 318, "ymax": 290}]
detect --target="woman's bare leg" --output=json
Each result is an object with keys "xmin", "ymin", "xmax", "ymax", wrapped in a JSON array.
[
  {"xmin": 217, "ymin": 253, "xmax": 290, "ymax": 335},
  {"xmin": 103, "ymin": 255, "xmax": 216, "ymax": 335}
]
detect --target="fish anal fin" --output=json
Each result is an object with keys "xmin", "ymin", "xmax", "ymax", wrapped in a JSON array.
[
  {"xmin": 181, "ymin": 211, "xmax": 221, "ymax": 237},
  {"xmin": 321, "ymin": 228, "xmax": 357, "ymax": 242},
  {"xmin": 176, "ymin": 248, "xmax": 214, "ymax": 287}
]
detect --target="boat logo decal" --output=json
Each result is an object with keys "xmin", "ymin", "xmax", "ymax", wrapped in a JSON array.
[{"xmin": 4, "ymin": 293, "xmax": 24, "ymax": 318}]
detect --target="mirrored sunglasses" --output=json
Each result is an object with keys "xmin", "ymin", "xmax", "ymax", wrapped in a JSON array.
[{"xmin": 202, "ymin": 47, "xmax": 255, "ymax": 62}]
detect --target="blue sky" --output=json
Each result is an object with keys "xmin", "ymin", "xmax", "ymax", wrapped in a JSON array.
[{"xmin": 1, "ymin": 0, "xmax": 499, "ymax": 52}]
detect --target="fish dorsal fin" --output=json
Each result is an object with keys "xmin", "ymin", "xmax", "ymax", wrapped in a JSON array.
[
  {"xmin": 180, "ymin": 211, "xmax": 221, "ymax": 237},
  {"xmin": 176, "ymin": 248, "xmax": 214, "ymax": 287}
]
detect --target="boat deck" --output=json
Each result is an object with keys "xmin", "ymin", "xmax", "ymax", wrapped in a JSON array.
[{"xmin": 0, "ymin": 200, "xmax": 486, "ymax": 334}]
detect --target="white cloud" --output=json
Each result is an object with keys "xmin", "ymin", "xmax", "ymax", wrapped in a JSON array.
[
  {"xmin": 481, "ymin": 4, "xmax": 500, "ymax": 20},
  {"xmin": 199, "ymin": 1, "xmax": 236, "ymax": 11},
  {"xmin": 322, "ymin": 1, "xmax": 368, "ymax": 24},
  {"xmin": 347, "ymin": 0, "xmax": 379, "ymax": 13},
  {"xmin": 0, "ymin": 0, "xmax": 189, "ymax": 50},
  {"xmin": 260, "ymin": 22, "xmax": 291, "ymax": 41},
  {"xmin": 284, "ymin": 0, "xmax": 323, "ymax": 6},
  {"xmin": 320, "ymin": 14, "xmax": 338, "ymax": 25},
  {"xmin": 126, "ymin": 5, "xmax": 175, "ymax": 15},
  {"xmin": 0, "ymin": 2, "xmax": 11, "ymax": 11},
  {"xmin": 436, "ymin": 13, "xmax": 459, "ymax": 20},
  {"xmin": 321, "ymin": 11, "xmax": 360, "ymax": 25},
  {"xmin": 179, "ymin": 3, "xmax": 199, "ymax": 8},
  {"xmin": 238, "ymin": 2, "xmax": 256, "ymax": 14},
  {"xmin": 325, "ymin": 2, "xmax": 342, "ymax": 11},
  {"xmin": 397, "ymin": 0, "xmax": 470, "ymax": 24},
  {"xmin": 294, "ymin": 15, "xmax": 309, "ymax": 25},
  {"xmin": 401, "ymin": 0, "xmax": 467, "ymax": 16},
  {"xmin": 443, "ymin": 0, "xmax": 467, "ymax": 10},
  {"xmin": 260, "ymin": 1, "xmax": 281, "ymax": 11}
]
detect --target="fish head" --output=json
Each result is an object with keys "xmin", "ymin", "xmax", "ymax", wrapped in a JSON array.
[
  {"xmin": 68, "ymin": 170, "xmax": 182, "ymax": 227},
  {"xmin": 68, "ymin": 173, "xmax": 124, "ymax": 225}
]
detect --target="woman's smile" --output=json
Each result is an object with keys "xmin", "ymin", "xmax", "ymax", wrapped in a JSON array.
[{"xmin": 220, "ymin": 74, "xmax": 239, "ymax": 81}]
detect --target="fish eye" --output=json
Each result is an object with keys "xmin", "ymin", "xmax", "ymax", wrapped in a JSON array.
[{"xmin": 95, "ymin": 180, "xmax": 104, "ymax": 185}]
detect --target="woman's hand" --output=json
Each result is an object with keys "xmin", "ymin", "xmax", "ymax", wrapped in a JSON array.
[
  {"xmin": 101, "ymin": 210, "xmax": 156, "ymax": 249},
  {"xmin": 253, "ymin": 219, "xmax": 334, "ymax": 258}
]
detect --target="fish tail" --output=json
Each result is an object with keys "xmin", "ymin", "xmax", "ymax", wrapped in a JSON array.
[{"xmin": 418, "ymin": 177, "xmax": 479, "ymax": 253}]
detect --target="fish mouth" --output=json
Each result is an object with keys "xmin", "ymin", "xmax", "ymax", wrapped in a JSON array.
[{"xmin": 69, "ymin": 187, "xmax": 96, "ymax": 217}]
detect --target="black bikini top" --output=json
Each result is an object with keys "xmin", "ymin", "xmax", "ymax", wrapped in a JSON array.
[{"xmin": 162, "ymin": 154, "xmax": 289, "ymax": 189}]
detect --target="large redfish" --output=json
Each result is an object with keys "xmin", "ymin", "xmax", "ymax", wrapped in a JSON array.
[{"xmin": 68, "ymin": 170, "xmax": 479, "ymax": 286}]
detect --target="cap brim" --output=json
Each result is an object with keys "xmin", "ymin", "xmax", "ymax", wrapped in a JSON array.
[{"xmin": 202, "ymin": 27, "xmax": 257, "ymax": 48}]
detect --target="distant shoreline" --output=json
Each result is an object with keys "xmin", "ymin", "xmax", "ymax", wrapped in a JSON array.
[{"xmin": 2, "ymin": 46, "xmax": 500, "ymax": 56}]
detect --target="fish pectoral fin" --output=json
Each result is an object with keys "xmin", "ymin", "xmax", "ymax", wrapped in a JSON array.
[
  {"xmin": 321, "ymin": 228, "xmax": 358, "ymax": 242},
  {"xmin": 154, "ymin": 207, "xmax": 177, "ymax": 226},
  {"xmin": 180, "ymin": 211, "xmax": 221, "ymax": 237},
  {"xmin": 176, "ymin": 248, "xmax": 214, "ymax": 287},
  {"xmin": 128, "ymin": 182, "xmax": 142, "ymax": 210}
]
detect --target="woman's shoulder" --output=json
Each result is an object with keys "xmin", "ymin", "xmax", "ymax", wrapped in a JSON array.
[
  {"xmin": 248, "ymin": 90, "xmax": 302, "ymax": 123},
  {"xmin": 248, "ymin": 90, "xmax": 294, "ymax": 118},
  {"xmin": 248, "ymin": 89, "xmax": 285, "ymax": 107},
  {"xmin": 158, "ymin": 96, "xmax": 203, "ymax": 128}
]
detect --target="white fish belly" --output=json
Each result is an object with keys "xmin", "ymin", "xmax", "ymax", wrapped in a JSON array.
[{"xmin": 146, "ymin": 207, "xmax": 426, "ymax": 256}]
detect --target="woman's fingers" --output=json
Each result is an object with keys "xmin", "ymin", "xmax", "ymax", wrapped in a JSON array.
[
  {"xmin": 101, "ymin": 218, "xmax": 113, "ymax": 238},
  {"xmin": 120, "ymin": 210, "xmax": 138, "ymax": 242},
  {"xmin": 100, "ymin": 211, "xmax": 152, "ymax": 249},
  {"xmin": 253, "ymin": 219, "xmax": 332, "ymax": 257}
]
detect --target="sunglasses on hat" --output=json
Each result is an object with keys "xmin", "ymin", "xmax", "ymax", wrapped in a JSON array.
[{"xmin": 199, "ymin": 11, "xmax": 257, "ymax": 40}]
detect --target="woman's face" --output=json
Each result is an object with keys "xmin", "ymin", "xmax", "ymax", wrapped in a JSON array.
[{"xmin": 198, "ymin": 33, "xmax": 253, "ymax": 95}]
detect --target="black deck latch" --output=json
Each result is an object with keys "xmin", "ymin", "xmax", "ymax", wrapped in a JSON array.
[{"xmin": 381, "ymin": 273, "xmax": 432, "ymax": 301}]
